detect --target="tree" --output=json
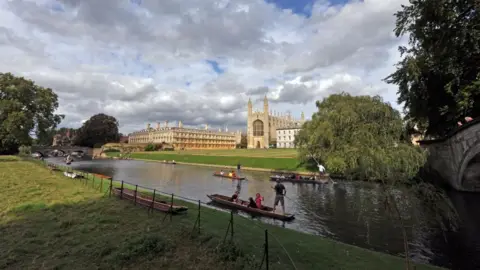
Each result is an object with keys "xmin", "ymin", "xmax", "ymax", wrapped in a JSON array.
[
  {"xmin": 385, "ymin": 0, "xmax": 480, "ymax": 137},
  {"xmin": 0, "ymin": 73, "xmax": 64, "ymax": 154},
  {"xmin": 74, "ymin": 114, "xmax": 120, "ymax": 148},
  {"xmin": 295, "ymin": 93, "xmax": 426, "ymax": 183}
]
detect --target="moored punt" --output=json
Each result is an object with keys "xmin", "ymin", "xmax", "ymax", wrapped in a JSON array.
[
  {"xmin": 63, "ymin": 171, "xmax": 84, "ymax": 178},
  {"xmin": 207, "ymin": 194, "xmax": 294, "ymax": 222},
  {"xmin": 91, "ymin": 173, "xmax": 113, "ymax": 180},
  {"xmin": 213, "ymin": 173, "xmax": 245, "ymax": 180},
  {"xmin": 269, "ymin": 175, "xmax": 330, "ymax": 184},
  {"xmin": 112, "ymin": 188, "xmax": 188, "ymax": 214},
  {"xmin": 160, "ymin": 160, "xmax": 176, "ymax": 165}
]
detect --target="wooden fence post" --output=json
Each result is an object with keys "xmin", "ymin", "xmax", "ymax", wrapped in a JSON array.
[
  {"xmin": 134, "ymin": 185, "xmax": 138, "ymax": 205},
  {"xmin": 150, "ymin": 189, "xmax": 156, "ymax": 213},
  {"xmin": 120, "ymin": 181, "xmax": 124, "ymax": 199},
  {"xmin": 109, "ymin": 178, "xmax": 112, "ymax": 197}
]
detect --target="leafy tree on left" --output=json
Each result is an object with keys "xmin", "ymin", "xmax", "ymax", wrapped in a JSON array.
[{"xmin": 0, "ymin": 73, "xmax": 64, "ymax": 154}]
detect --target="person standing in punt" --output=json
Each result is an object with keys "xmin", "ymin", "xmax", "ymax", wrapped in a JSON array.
[{"xmin": 273, "ymin": 179, "xmax": 286, "ymax": 214}]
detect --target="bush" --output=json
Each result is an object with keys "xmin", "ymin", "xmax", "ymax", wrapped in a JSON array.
[
  {"xmin": 18, "ymin": 145, "xmax": 31, "ymax": 156},
  {"xmin": 144, "ymin": 144, "xmax": 157, "ymax": 151}
]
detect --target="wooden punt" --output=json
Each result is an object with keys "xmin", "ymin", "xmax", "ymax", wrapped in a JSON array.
[
  {"xmin": 91, "ymin": 173, "xmax": 113, "ymax": 180},
  {"xmin": 159, "ymin": 160, "xmax": 176, "ymax": 165},
  {"xmin": 63, "ymin": 171, "xmax": 84, "ymax": 178},
  {"xmin": 112, "ymin": 188, "xmax": 188, "ymax": 214},
  {"xmin": 207, "ymin": 194, "xmax": 294, "ymax": 222},
  {"xmin": 213, "ymin": 173, "xmax": 245, "ymax": 180},
  {"xmin": 269, "ymin": 175, "xmax": 330, "ymax": 184}
]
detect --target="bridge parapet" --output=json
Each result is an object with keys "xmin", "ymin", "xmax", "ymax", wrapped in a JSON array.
[
  {"xmin": 31, "ymin": 146, "xmax": 93, "ymax": 157},
  {"xmin": 419, "ymin": 118, "xmax": 480, "ymax": 192}
]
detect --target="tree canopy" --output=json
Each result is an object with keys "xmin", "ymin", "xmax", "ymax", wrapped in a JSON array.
[
  {"xmin": 74, "ymin": 113, "xmax": 120, "ymax": 148},
  {"xmin": 0, "ymin": 73, "xmax": 63, "ymax": 154},
  {"xmin": 295, "ymin": 93, "xmax": 426, "ymax": 182},
  {"xmin": 385, "ymin": 0, "xmax": 480, "ymax": 137}
]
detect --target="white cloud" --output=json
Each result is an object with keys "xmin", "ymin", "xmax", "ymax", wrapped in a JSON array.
[{"xmin": 0, "ymin": 0, "xmax": 408, "ymax": 134}]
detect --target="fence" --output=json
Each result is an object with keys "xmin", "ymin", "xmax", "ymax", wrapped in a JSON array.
[{"xmin": 34, "ymin": 158, "xmax": 299, "ymax": 270}]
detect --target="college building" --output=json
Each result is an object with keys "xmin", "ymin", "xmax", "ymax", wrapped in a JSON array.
[
  {"xmin": 246, "ymin": 96, "xmax": 305, "ymax": 148},
  {"xmin": 128, "ymin": 121, "xmax": 241, "ymax": 150}
]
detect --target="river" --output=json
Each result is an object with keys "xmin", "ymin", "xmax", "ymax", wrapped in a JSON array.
[{"xmin": 48, "ymin": 157, "xmax": 480, "ymax": 269}]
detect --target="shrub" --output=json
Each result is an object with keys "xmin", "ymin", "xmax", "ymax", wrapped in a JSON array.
[
  {"xmin": 144, "ymin": 144, "xmax": 157, "ymax": 151},
  {"xmin": 18, "ymin": 145, "xmax": 31, "ymax": 156}
]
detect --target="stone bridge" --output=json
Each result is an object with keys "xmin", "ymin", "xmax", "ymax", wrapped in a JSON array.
[
  {"xmin": 31, "ymin": 146, "xmax": 93, "ymax": 157},
  {"xmin": 419, "ymin": 118, "xmax": 480, "ymax": 192}
]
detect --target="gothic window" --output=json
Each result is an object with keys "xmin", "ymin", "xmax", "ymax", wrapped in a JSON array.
[{"xmin": 253, "ymin": 120, "xmax": 264, "ymax": 136}]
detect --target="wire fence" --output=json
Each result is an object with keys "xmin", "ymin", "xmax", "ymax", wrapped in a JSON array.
[{"xmin": 31, "ymin": 158, "xmax": 301, "ymax": 270}]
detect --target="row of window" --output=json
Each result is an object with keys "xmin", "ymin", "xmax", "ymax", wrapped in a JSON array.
[
  {"xmin": 277, "ymin": 136, "xmax": 293, "ymax": 141},
  {"xmin": 277, "ymin": 142, "xmax": 295, "ymax": 148}
]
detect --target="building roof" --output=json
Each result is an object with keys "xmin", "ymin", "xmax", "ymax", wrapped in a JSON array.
[
  {"xmin": 128, "ymin": 126, "xmax": 236, "ymax": 136},
  {"xmin": 276, "ymin": 125, "xmax": 302, "ymax": 131}
]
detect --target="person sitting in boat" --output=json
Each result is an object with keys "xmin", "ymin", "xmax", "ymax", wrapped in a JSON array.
[
  {"xmin": 228, "ymin": 171, "xmax": 233, "ymax": 177},
  {"xmin": 172, "ymin": 160, "xmax": 175, "ymax": 163},
  {"xmin": 255, "ymin": 193, "xmax": 264, "ymax": 209},
  {"xmin": 230, "ymin": 191, "xmax": 239, "ymax": 203},
  {"xmin": 220, "ymin": 170, "xmax": 224, "ymax": 175},
  {"xmin": 247, "ymin": 197, "xmax": 257, "ymax": 208},
  {"xmin": 231, "ymin": 171, "xmax": 237, "ymax": 178}
]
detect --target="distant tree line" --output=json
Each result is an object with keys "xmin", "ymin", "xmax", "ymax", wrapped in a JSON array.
[{"xmin": 0, "ymin": 73, "xmax": 121, "ymax": 154}]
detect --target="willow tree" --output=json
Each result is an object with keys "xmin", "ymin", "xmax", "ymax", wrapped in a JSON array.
[{"xmin": 295, "ymin": 93, "xmax": 426, "ymax": 183}]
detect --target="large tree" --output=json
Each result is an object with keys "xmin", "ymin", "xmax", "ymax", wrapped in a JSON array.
[
  {"xmin": 385, "ymin": 0, "xmax": 480, "ymax": 137},
  {"xmin": 0, "ymin": 73, "xmax": 64, "ymax": 154},
  {"xmin": 74, "ymin": 113, "xmax": 120, "ymax": 148},
  {"xmin": 295, "ymin": 93, "xmax": 426, "ymax": 182}
]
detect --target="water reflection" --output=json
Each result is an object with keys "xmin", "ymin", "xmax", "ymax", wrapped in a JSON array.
[{"xmin": 47, "ymin": 158, "xmax": 479, "ymax": 269}]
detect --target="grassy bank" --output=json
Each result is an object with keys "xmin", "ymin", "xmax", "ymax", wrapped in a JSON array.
[
  {"xmin": 0, "ymin": 157, "xmax": 443, "ymax": 270},
  {"xmin": 108, "ymin": 151, "xmax": 308, "ymax": 172}
]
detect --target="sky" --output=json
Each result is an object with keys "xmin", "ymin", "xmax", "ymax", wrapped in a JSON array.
[{"xmin": 0, "ymin": 0, "xmax": 409, "ymax": 134}]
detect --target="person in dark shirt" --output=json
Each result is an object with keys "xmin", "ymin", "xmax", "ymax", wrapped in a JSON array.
[
  {"xmin": 247, "ymin": 197, "xmax": 257, "ymax": 208},
  {"xmin": 273, "ymin": 180, "xmax": 286, "ymax": 214},
  {"xmin": 230, "ymin": 191, "xmax": 239, "ymax": 203}
]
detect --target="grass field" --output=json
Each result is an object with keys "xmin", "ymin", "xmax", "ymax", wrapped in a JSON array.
[
  {"xmin": 163, "ymin": 149, "xmax": 299, "ymax": 158},
  {"xmin": 108, "ymin": 149, "xmax": 307, "ymax": 171},
  {"xmin": 0, "ymin": 156, "xmax": 443, "ymax": 270}
]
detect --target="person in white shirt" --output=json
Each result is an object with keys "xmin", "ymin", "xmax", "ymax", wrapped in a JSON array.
[{"xmin": 318, "ymin": 164, "xmax": 326, "ymax": 176}]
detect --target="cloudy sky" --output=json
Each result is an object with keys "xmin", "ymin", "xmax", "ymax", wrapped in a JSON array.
[{"xmin": 0, "ymin": 0, "xmax": 408, "ymax": 134}]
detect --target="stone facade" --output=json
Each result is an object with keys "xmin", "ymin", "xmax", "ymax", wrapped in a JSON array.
[
  {"xmin": 247, "ymin": 96, "xmax": 304, "ymax": 149},
  {"xmin": 419, "ymin": 118, "xmax": 480, "ymax": 192},
  {"xmin": 128, "ymin": 120, "xmax": 240, "ymax": 150},
  {"xmin": 276, "ymin": 125, "xmax": 302, "ymax": 148}
]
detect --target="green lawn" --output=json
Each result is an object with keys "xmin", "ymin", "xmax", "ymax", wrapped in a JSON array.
[
  {"xmin": 109, "ymin": 152, "xmax": 308, "ymax": 171},
  {"xmin": 0, "ymin": 157, "xmax": 444, "ymax": 270}
]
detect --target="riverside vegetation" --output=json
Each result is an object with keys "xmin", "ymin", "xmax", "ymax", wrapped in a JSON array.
[{"xmin": 0, "ymin": 158, "xmax": 444, "ymax": 270}]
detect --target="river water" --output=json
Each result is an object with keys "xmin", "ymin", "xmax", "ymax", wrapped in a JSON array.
[{"xmin": 48, "ymin": 158, "xmax": 480, "ymax": 269}]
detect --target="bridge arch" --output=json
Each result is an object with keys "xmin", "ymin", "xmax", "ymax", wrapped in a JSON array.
[{"xmin": 457, "ymin": 139, "xmax": 480, "ymax": 191}]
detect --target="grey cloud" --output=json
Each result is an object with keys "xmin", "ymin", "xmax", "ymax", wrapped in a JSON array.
[
  {"xmin": 247, "ymin": 86, "xmax": 269, "ymax": 95},
  {"xmin": 0, "ymin": 0, "xmax": 406, "ymax": 134}
]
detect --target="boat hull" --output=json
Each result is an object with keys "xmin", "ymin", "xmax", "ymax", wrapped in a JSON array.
[
  {"xmin": 207, "ymin": 194, "xmax": 294, "ymax": 221},
  {"xmin": 112, "ymin": 188, "xmax": 188, "ymax": 214},
  {"xmin": 269, "ymin": 176, "xmax": 329, "ymax": 184},
  {"xmin": 213, "ymin": 173, "xmax": 245, "ymax": 180}
]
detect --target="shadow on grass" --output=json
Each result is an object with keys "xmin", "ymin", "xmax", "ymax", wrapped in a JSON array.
[{"xmin": 0, "ymin": 196, "xmax": 257, "ymax": 270}]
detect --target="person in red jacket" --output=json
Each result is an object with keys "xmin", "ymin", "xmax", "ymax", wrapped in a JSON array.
[{"xmin": 255, "ymin": 193, "xmax": 264, "ymax": 209}]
